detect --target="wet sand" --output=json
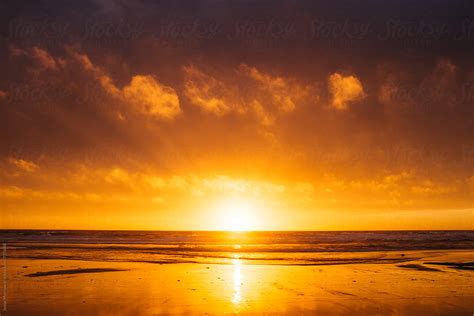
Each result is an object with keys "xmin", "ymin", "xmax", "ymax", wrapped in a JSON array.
[{"xmin": 4, "ymin": 250, "xmax": 474, "ymax": 315}]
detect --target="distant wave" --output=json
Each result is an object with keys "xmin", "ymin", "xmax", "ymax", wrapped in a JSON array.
[
  {"xmin": 1, "ymin": 230, "xmax": 472, "ymax": 265},
  {"xmin": 2, "ymin": 230, "xmax": 473, "ymax": 244}
]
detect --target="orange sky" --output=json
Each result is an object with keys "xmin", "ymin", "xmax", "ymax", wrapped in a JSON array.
[{"xmin": 0, "ymin": 1, "xmax": 473, "ymax": 230}]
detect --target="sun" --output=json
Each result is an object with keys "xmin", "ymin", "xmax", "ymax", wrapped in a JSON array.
[{"xmin": 214, "ymin": 198, "xmax": 258, "ymax": 231}]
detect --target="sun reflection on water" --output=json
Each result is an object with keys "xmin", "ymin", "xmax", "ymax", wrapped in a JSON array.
[{"xmin": 231, "ymin": 255, "xmax": 242, "ymax": 305}]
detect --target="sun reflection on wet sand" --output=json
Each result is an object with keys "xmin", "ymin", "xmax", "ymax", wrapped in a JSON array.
[
  {"xmin": 5, "ymin": 250, "xmax": 474, "ymax": 315},
  {"xmin": 231, "ymin": 255, "xmax": 242, "ymax": 305}
]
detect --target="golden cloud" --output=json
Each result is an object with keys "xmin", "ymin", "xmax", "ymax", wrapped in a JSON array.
[
  {"xmin": 31, "ymin": 47, "xmax": 58, "ymax": 70},
  {"xmin": 7, "ymin": 157, "xmax": 39, "ymax": 172},
  {"xmin": 183, "ymin": 64, "xmax": 314, "ymax": 125},
  {"xmin": 251, "ymin": 100, "xmax": 274, "ymax": 126},
  {"xmin": 69, "ymin": 50, "xmax": 122, "ymax": 98},
  {"xmin": 0, "ymin": 185, "xmax": 105, "ymax": 202},
  {"xmin": 0, "ymin": 159, "xmax": 472, "ymax": 219},
  {"xmin": 123, "ymin": 75, "xmax": 181, "ymax": 119},
  {"xmin": 328, "ymin": 72, "xmax": 365, "ymax": 110},
  {"xmin": 71, "ymin": 50, "xmax": 180, "ymax": 119},
  {"xmin": 0, "ymin": 186, "xmax": 25, "ymax": 199},
  {"xmin": 183, "ymin": 65, "xmax": 233, "ymax": 115},
  {"xmin": 239, "ymin": 64, "xmax": 312, "ymax": 113},
  {"xmin": 9, "ymin": 46, "xmax": 58, "ymax": 71}
]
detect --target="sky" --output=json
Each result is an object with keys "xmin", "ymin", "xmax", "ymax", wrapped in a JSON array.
[{"xmin": 0, "ymin": 0, "xmax": 473, "ymax": 230}]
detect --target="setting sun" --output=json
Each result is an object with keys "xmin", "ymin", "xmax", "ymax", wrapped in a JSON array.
[{"xmin": 214, "ymin": 198, "xmax": 259, "ymax": 231}]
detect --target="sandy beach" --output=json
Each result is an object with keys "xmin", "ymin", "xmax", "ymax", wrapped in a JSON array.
[{"xmin": 4, "ymin": 249, "xmax": 473, "ymax": 315}]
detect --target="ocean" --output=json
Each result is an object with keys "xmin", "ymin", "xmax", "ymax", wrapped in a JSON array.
[{"xmin": 1, "ymin": 230, "xmax": 473, "ymax": 265}]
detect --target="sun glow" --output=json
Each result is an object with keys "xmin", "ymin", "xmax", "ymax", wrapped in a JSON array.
[{"xmin": 215, "ymin": 198, "xmax": 259, "ymax": 231}]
